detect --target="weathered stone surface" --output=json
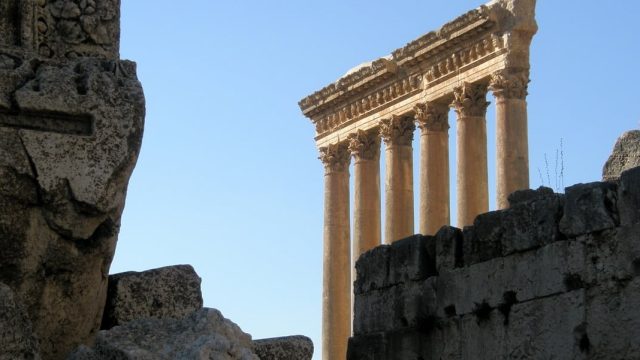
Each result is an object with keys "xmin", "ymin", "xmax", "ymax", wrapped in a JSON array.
[
  {"xmin": 354, "ymin": 278, "xmax": 437, "ymax": 335},
  {"xmin": 603, "ymin": 130, "xmax": 640, "ymax": 181},
  {"xmin": 507, "ymin": 186, "xmax": 555, "ymax": 207},
  {"xmin": 434, "ymin": 226, "xmax": 463, "ymax": 272},
  {"xmin": 354, "ymin": 245, "xmax": 390, "ymax": 295},
  {"xmin": 67, "ymin": 308, "xmax": 259, "ymax": 360},
  {"xmin": 618, "ymin": 167, "xmax": 640, "ymax": 226},
  {"xmin": 0, "ymin": 0, "xmax": 120, "ymax": 60},
  {"xmin": 506, "ymin": 290, "xmax": 586, "ymax": 359},
  {"xmin": 388, "ymin": 234, "xmax": 435, "ymax": 285},
  {"xmin": 586, "ymin": 278, "xmax": 640, "ymax": 359},
  {"xmin": 560, "ymin": 182, "xmax": 619, "ymax": 237},
  {"xmin": 102, "ymin": 265, "xmax": 203, "ymax": 330},
  {"xmin": 0, "ymin": 282, "xmax": 41, "ymax": 360},
  {"xmin": 0, "ymin": 1, "xmax": 144, "ymax": 357},
  {"xmin": 253, "ymin": 336, "xmax": 313, "ymax": 360},
  {"xmin": 464, "ymin": 188, "xmax": 564, "ymax": 265}
]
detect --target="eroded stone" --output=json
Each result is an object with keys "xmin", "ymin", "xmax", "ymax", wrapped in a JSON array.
[
  {"xmin": 68, "ymin": 308, "xmax": 259, "ymax": 360},
  {"xmin": 253, "ymin": 336, "xmax": 314, "ymax": 360},
  {"xmin": 102, "ymin": 265, "xmax": 204, "ymax": 330}
]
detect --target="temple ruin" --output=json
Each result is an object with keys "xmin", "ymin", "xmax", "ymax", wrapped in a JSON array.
[{"xmin": 298, "ymin": 0, "xmax": 537, "ymax": 358}]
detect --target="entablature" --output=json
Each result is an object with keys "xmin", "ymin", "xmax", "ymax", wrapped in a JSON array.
[{"xmin": 299, "ymin": 0, "xmax": 537, "ymax": 147}]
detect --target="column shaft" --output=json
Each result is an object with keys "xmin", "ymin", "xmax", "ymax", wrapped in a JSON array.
[
  {"xmin": 319, "ymin": 144, "xmax": 351, "ymax": 360},
  {"xmin": 415, "ymin": 103, "xmax": 450, "ymax": 235},
  {"xmin": 452, "ymin": 83, "xmax": 490, "ymax": 227},
  {"xmin": 490, "ymin": 70, "xmax": 530, "ymax": 209},
  {"xmin": 349, "ymin": 130, "xmax": 381, "ymax": 262},
  {"xmin": 380, "ymin": 116, "xmax": 415, "ymax": 244}
]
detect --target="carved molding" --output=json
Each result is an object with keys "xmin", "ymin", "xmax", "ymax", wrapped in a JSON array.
[
  {"xmin": 451, "ymin": 82, "xmax": 490, "ymax": 118},
  {"xmin": 299, "ymin": 4, "xmax": 498, "ymax": 118},
  {"xmin": 414, "ymin": 102, "xmax": 449, "ymax": 133},
  {"xmin": 314, "ymin": 74, "xmax": 422, "ymax": 136},
  {"xmin": 425, "ymin": 34, "xmax": 505, "ymax": 84},
  {"xmin": 379, "ymin": 115, "xmax": 415, "ymax": 147},
  {"xmin": 319, "ymin": 142, "xmax": 350, "ymax": 173},
  {"xmin": 489, "ymin": 69, "xmax": 529, "ymax": 100},
  {"xmin": 348, "ymin": 130, "xmax": 380, "ymax": 162},
  {"xmin": 34, "ymin": 0, "xmax": 119, "ymax": 59}
]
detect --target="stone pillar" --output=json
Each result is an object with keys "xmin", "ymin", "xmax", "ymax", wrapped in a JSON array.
[
  {"xmin": 489, "ymin": 69, "xmax": 530, "ymax": 209},
  {"xmin": 414, "ymin": 102, "xmax": 450, "ymax": 235},
  {"xmin": 318, "ymin": 143, "xmax": 351, "ymax": 360},
  {"xmin": 348, "ymin": 130, "xmax": 381, "ymax": 264},
  {"xmin": 379, "ymin": 115, "xmax": 415, "ymax": 243},
  {"xmin": 452, "ymin": 82, "xmax": 490, "ymax": 227}
]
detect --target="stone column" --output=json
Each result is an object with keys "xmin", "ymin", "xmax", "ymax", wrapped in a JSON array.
[
  {"xmin": 489, "ymin": 69, "xmax": 530, "ymax": 209},
  {"xmin": 452, "ymin": 82, "xmax": 490, "ymax": 227},
  {"xmin": 380, "ymin": 115, "xmax": 415, "ymax": 243},
  {"xmin": 318, "ymin": 143, "xmax": 351, "ymax": 360},
  {"xmin": 415, "ymin": 102, "xmax": 450, "ymax": 235},
  {"xmin": 348, "ymin": 130, "xmax": 381, "ymax": 263}
]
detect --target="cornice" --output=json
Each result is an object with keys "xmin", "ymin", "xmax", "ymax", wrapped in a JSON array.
[{"xmin": 298, "ymin": 5, "xmax": 496, "ymax": 119}]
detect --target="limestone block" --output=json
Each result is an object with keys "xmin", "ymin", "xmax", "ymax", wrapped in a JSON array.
[
  {"xmin": 461, "ymin": 223, "xmax": 502, "ymax": 266},
  {"xmin": 354, "ymin": 245, "xmax": 390, "ymax": 295},
  {"xmin": 0, "ymin": 283, "xmax": 41, "ymax": 360},
  {"xmin": 436, "ymin": 240, "xmax": 584, "ymax": 318},
  {"xmin": 506, "ymin": 290, "xmax": 586, "ymax": 359},
  {"xmin": 388, "ymin": 234, "xmax": 435, "ymax": 285},
  {"xmin": 353, "ymin": 278, "xmax": 437, "ymax": 335},
  {"xmin": 252, "ymin": 336, "xmax": 313, "ymax": 360},
  {"xmin": 459, "ymin": 313, "xmax": 506, "ymax": 360},
  {"xmin": 560, "ymin": 182, "xmax": 619, "ymax": 237},
  {"xmin": 603, "ymin": 130, "xmax": 640, "ymax": 181},
  {"xmin": 502, "ymin": 239, "xmax": 585, "ymax": 302},
  {"xmin": 102, "ymin": 265, "xmax": 204, "ymax": 329},
  {"xmin": 582, "ymin": 224, "xmax": 640, "ymax": 285},
  {"xmin": 586, "ymin": 278, "xmax": 640, "ymax": 359},
  {"xmin": 618, "ymin": 167, "xmax": 640, "ymax": 226},
  {"xmin": 347, "ymin": 333, "xmax": 386, "ymax": 360},
  {"xmin": 348, "ymin": 329, "xmax": 447, "ymax": 360},
  {"xmin": 67, "ymin": 308, "xmax": 259, "ymax": 360},
  {"xmin": 464, "ymin": 188, "xmax": 563, "ymax": 265},
  {"xmin": 0, "ymin": 56, "xmax": 144, "ymax": 360},
  {"xmin": 434, "ymin": 226, "xmax": 463, "ymax": 272},
  {"xmin": 507, "ymin": 186, "xmax": 555, "ymax": 207}
]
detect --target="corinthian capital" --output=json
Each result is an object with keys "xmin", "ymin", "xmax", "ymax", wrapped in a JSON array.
[
  {"xmin": 451, "ymin": 82, "xmax": 490, "ymax": 118},
  {"xmin": 319, "ymin": 142, "xmax": 350, "ymax": 173},
  {"xmin": 348, "ymin": 130, "xmax": 380, "ymax": 162},
  {"xmin": 379, "ymin": 115, "xmax": 415, "ymax": 147},
  {"xmin": 414, "ymin": 102, "xmax": 450, "ymax": 132},
  {"xmin": 489, "ymin": 69, "xmax": 530, "ymax": 100}
]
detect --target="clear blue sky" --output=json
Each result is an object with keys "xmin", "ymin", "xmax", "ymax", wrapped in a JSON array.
[{"xmin": 112, "ymin": 1, "xmax": 639, "ymax": 358}]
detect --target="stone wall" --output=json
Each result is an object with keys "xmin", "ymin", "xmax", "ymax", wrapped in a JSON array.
[{"xmin": 348, "ymin": 166, "xmax": 640, "ymax": 359}]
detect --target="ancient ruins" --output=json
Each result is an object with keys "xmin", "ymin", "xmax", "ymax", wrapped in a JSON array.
[
  {"xmin": 0, "ymin": 1, "xmax": 313, "ymax": 359},
  {"xmin": 0, "ymin": 0, "xmax": 145, "ymax": 358},
  {"xmin": 299, "ymin": 0, "xmax": 537, "ymax": 358}
]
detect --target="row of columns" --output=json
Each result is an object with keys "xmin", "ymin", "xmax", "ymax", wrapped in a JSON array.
[{"xmin": 318, "ymin": 69, "xmax": 530, "ymax": 360}]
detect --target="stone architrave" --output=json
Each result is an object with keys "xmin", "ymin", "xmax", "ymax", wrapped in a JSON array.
[
  {"xmin": 490, "ymin": 69, "xmax": 530, "ymax": 209},
  {"xmin": 319, "ymin": 143, "xmax": 351, "ymax": 360},
  {"xmin": 0, "ymin": 1, "xmax": 145, "ymax": 359},
  {"xmin": 415, "ymin": 102, "xmax": 450, "ymax": 235},
  {"xmin": 452, "ymin": 82, "xmax": 490, "ymax": 227},
  {"xmin": 380, "ymin": 116, "xmax": 415, "ymax": 243}
]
